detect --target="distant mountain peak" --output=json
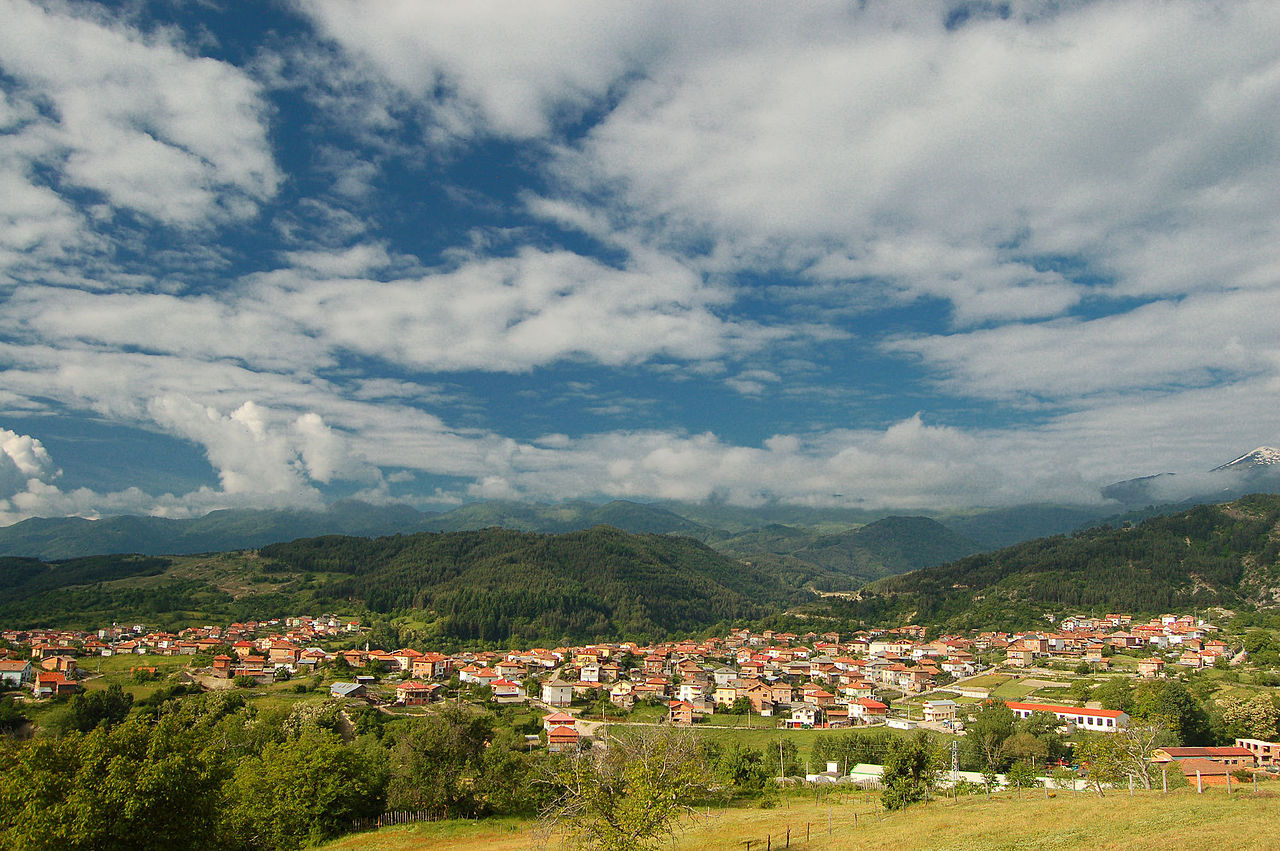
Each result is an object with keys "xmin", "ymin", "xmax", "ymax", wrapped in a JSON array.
[{"xmin": 1212, "ymin": 446, "xmax": 1280, "ymax": 472}]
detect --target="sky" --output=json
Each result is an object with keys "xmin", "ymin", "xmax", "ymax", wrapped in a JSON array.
[{"xmin": 2, "ymin": 0, "xmax": 1280, "ymax": 524}]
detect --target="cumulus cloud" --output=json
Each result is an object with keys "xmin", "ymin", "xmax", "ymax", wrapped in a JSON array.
[
  {"xmin": 145, "ymin": 396, "xmax": 372, "ymax": 503},
  {"xmin": 0, "ymin": 0, "xmax": 279, "ymax": 228},
  {"xmin": 0, "ymin": 427, "xmax": 56, "ymax": 499}
]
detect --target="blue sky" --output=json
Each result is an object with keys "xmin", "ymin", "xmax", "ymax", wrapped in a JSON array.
[{"xmin": 2, "ymin": 0, "xmax": 1279, "ymax": 523}]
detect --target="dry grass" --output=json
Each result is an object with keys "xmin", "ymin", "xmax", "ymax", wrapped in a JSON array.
[{"xmin": 316, "ymin": 787, "xmax": 1280, "ymax": 851}]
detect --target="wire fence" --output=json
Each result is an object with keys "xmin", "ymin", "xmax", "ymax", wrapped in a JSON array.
[{"xmin": 730, "ymin": 804, "xmax": 888, "ymax": 851}]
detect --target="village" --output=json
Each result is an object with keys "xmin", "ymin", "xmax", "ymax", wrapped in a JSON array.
[{"xmin": 4, "ymin": 608, "xmax": 1277, "ymax": 788}]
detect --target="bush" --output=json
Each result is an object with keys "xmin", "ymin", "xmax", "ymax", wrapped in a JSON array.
[{"xmin": 233, "ymin": 675, "xmax": 257, "ymax": 689}]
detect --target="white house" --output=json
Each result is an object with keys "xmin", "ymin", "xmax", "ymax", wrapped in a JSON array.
[
  {"xmin": 1005, "ymin": 701, "xmax": 1128, "ymax": 732},
  {"xmin": 541, "ymin": 678, "xmax": 575, "ymax": 707},
  {"xmin": 923, "ymin": 699, "xmax": 958, "ymax": 724}
]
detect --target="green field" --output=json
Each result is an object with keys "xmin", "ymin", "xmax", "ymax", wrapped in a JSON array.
[
  {"xmin": 315, "ymin": 787, "xmax": 1280, "ymax": 850},
  {"xmin": 955, "ymin": 673, "xmax": 1012, "ymax": 690}
]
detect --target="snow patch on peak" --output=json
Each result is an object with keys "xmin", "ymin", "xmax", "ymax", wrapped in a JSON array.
[{"xmin": 1212, "ymin": 446, "xmax": 1280, "ymax": 471}]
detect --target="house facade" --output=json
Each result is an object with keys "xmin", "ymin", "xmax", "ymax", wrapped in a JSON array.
[{"xmin": 1005, "ymin": 701, "xmax": 1128, "ymax": 732}]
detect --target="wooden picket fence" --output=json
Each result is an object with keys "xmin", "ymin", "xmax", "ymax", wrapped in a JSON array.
[{"xmin": 350, "ymin": 809, "xmax": 443, "ymax": 832}]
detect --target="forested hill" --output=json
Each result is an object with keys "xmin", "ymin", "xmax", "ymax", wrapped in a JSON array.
[
  {"xmin": 821, "ymin": 494, "xmax": 1280, "ymax": 631},
  {"xmin": 260, "ymin": 526, "xmax": 808, "ymax": 642},
  {"xmin": 707, "ymin": 516, "xmax": 980, "ymax": 586}
]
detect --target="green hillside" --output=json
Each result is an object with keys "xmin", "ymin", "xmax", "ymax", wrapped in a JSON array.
[
  {"xmin": 420, "ymin": 499, "xmax": 706, "ymax": 535},
  {"xmin": 259, "ymin": 526, "xmax": 801, "ymax": 642},
  {"xmin": 815, "ymin": 494, "xmax": 1280, "ymax": 630},
  {"xmin": 709, "ymin": 516, "xmax": 980, "ymax": 586}
]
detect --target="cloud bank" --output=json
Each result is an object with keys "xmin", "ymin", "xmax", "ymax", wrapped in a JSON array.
[{"xmin": 1, "ymin": 1, "xmax": 1279, "ymax": 523}]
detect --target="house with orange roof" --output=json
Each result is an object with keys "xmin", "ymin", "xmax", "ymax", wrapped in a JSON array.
[
  {"xmin": 547, "ymin": 724, "xmax": 580, "ymax": 752},
  {"xmin": 212, "ymin": 655, "xmax": 234, "ymax": 678},
  {"xmin": 848, "ymin": 698, "xmax": 888, "ymax": 725},
  {"xmin": 395, "ymin": 681, "xmax": 442, "ymax": 705},
  {"xmin": 33, "ymin": 671, "xmax": 79, "ymax": 698},
  {"xmin": 390, "ymin": 648, "xmax": 423, "ymax": 671},
  {"xmin": 802, "ymin": 686, "xmax": 836, "ymax": 708},
  {"xmin": 668, "ymin": 699, "xmax": 695, "ymax": 726},
  {"xmin": 40, "ymin": 655, "xmax": 77, "ymax": 674},
  {"xmin": 491, "ymin": 678, "xmax": 526, "ymax": 702},
  {"xmin": 839, "ymin": 680, "xmax": 875, "ymax": 701},
  {"xmin": 412, "ymin": 652, "xmax": 453, "ymax": 679},
  {"xmin": 542, "ymin": 711, "xmax": 577, "ymax": 732}
]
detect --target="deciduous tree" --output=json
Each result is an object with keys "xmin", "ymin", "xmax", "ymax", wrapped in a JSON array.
[
  {"xmin": 541, "ymin": 725, "xmax": 710, "ymax": 850},
  {"xmin": 881, "ymin": 731, "xmax": 940, "ymax": 811}
]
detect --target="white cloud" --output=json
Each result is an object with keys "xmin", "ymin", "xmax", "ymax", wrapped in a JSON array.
[
  {"xmin": 242, "ymin": 245, "xmax": 780, "ymax": 372},
  {"xmin": 889, "ymin": 288, "xmax": 1280, "ymax": 403},
  {"xmin": 2, "ymin": 239, "xmax": 791, "ymax": 377},
  {"xmin": 299, "ymin": 0, "xmax": 666, "ymax": 139},
  {"xmin": 0, "ymin": 0, "xmax": 279, "ymax": 288},
  {"xmin": 6, "ymin": 1, "xmax": 1280, "ymax": 524},
  {"xmin": 0, "ymin": 427, "xmax": 56, "ymax": 502},
  {"xmin": 544, "ymin": 1, "xmax": 1280, "ymax": 322}
]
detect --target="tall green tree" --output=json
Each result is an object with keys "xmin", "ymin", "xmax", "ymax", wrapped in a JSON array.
[
  {"xmin": 714, "ymin": 741, "xmax": 773, "ymax": 794},
  {"xmin": 387, "ymin": 705, "xmax": 493, "ymax": 817},
  {"xmin": 1133, "ymin": 680, "xmax": 1210, "ymax": 745},
  {"xmin": 0, "ymin": 715, "xmax": 228, "ymax": 851},
  {"xmin": 220, "ymin": 730, "xmax": 386, "ymax": 851},
  {"xmin": 542, "ymin": 726, "xmax": 711, "ymax": 851},
  {"xmin": 881, "ymin": 731, "xmax": 939, "ymax": 811},
  {"xmin": 964, "ymin": 700, "xmax": 1015, "ymax": 772},
  {"xmin": 1092, "ymin": 677, "xmax": 1134, "ymax": 713},
  {"xmin": 66, "ymin": 684, "xmax": 134, "ymax": 732}
]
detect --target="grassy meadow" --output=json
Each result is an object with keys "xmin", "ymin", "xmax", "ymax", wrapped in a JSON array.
[{"xmin": 316, "ymin": 786, "xmax": 1280, "ymax": 851}]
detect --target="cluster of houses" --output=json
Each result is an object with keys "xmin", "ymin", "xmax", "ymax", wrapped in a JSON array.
[
  {"xmin": 6, "ymin": 609, "xmax": 1276, "ymax": 788},
  {"xmin": 0, "ymin": 611, "xmax": 1242, "ymax": 732},
  {"xmin": 1005, "ymin": 613, "xmax": 1231, "ymax": 672},
  {"xmin": 1, "ymin": 616, "xmax": 362, "ymax": 698}
]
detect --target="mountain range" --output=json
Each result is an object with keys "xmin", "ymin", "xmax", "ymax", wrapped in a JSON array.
[
  {"xmin": 5, "ymin": 492, "xmax": 1280, "ymax": 640},
  {"xmin": 1102, "ymin": 446, "xmax": 1280, "ymax": 507}
]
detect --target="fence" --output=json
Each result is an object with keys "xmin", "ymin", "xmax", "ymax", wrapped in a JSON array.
[
  {"xmin": 350, "ymin": 809, "xmax": 444, "ymax": 832},
  {"xmin": 729, "ymin": 801, "xmax": 886, "ymax": 850}
]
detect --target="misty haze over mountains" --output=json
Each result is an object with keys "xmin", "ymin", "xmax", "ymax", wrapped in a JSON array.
[
  {"xmin": 1101, "ymin": 445, "xmax": 1280, "ymax": 508},
  {"xmin": 2, "ymin": 449, "xmax": 1278, "ymax": 568}
]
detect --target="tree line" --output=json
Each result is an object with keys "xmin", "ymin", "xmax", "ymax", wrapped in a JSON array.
[{"xmin": 0, "ymin": 687, "xmax": 832, "ymax": 850}]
